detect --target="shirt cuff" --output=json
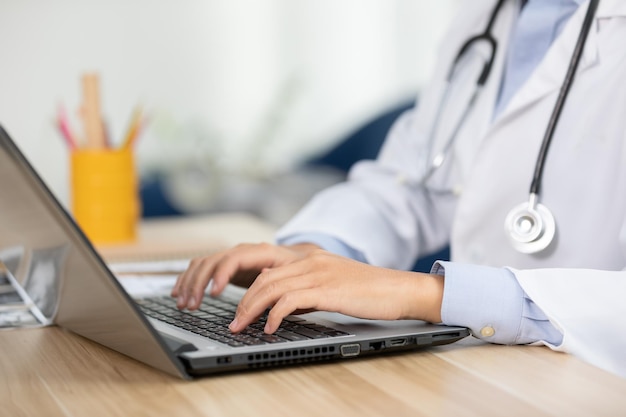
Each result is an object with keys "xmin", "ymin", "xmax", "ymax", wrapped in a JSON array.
[
  {"xmin": 277, "ymin": 233, "xmax": 367, "ymax": 263},
  {"xmin": 433, "ymin": 261, "xmax": 562, "ymax": 345}
]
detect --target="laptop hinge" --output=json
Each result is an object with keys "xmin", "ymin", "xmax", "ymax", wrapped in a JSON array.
[{"xmin": 159, "ymin": 332, "xmax": 198, "ymax": 355}]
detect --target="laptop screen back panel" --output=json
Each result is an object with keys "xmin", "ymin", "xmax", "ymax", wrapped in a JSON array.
[{"xmin": 0, "ymin": 126, "xmax": 189, "ymax": 379}]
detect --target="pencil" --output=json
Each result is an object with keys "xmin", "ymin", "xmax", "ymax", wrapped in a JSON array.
[
  {"xmin": 81, "ymin": 73, "xmax": 107, "ymax": 149},
  {"xmin": 121, "ymin": 106, "xmax": 144, "ymax": 149},
  {"xmin": 56, "ymin": 105, "xmax": 78, "ymax": 150}
]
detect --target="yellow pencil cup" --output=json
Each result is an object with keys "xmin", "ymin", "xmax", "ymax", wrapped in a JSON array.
[{"xmin": 70, "ymin": 148, "xmax": 140, "ymax": 244}]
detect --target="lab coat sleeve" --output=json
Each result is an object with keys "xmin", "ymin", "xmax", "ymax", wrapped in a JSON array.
[
  {"xmin": 510, "ymin": 268, "xmax": 626, "ymax": 379},
  {"xmin": 434, "ymin": 261, "xmax": 563, "ymax": 346},
  {"xmin": 276, "ymin": 108, "xmax": 456, "ymax": 271}
]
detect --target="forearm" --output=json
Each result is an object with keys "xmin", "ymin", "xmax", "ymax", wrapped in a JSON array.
[{"xmin": 279, "ymin": 236, "xmax": 560, "ymax": 345}]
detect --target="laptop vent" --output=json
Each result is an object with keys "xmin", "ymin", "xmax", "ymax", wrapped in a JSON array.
[
  {"xmin": 248, "ymin": 355, "xmax": 335, "ymax": 369},
  {"xmin": 246, "ymin": 346, "xmax": 337, "ymax": 369}
]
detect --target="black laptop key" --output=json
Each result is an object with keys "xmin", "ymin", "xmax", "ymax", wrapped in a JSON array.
[
  {"xmin": 138, "ymin": 295, "xmax": 350, "ymax": 348},
  {"xmin": 274, "ymin": 330, "xmax": 310, "ymax": 341},
  {"xmin": 260, "ymin": 334, "xmax": 286, "ymax": 344}
]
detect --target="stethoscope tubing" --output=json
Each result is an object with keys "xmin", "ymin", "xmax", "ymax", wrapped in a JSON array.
[
  {"xmin": 529, "ymin": 0, "xmax": 600, "ymax": 196},
  {"xmin": 415, "ymin": 0, "xmax": 601, "ymax": 253}
]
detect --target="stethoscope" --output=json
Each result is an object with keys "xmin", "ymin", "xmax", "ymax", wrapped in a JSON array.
[{"xmin": 417, "ymin": 0, "xmax": 600, "ymax": 254}]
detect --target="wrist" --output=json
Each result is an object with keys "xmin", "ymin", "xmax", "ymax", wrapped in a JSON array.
[
  {"xmin": 404, "ymin": 273, "xmax": 444, "ymax": 323},
  {"xmin": 286, "ymin": 242, "xmax": 322, "ymax": 257}
]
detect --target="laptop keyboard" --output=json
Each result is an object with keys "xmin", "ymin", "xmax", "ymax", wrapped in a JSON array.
[{"xmin": 136, "ymin": 295, "xmax": 350, "ymax": 348}]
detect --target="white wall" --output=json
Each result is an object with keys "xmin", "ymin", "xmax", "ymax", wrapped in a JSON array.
[{"xmin": 0, "ymin": 0, "xmax": 460, "ymax": 207}]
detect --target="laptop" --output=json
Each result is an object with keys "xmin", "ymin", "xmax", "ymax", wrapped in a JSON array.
[{"xmin": 0, "ymin": 125, "xmax": 469, "ymax": 379}]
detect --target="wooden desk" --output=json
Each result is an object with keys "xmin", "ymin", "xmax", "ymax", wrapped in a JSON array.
[
  {"xmin": 3, "ymin": 329, "xmax": 626, "ymax": 417},
  {"xmin": 3, "ymin": 214, "xmax": 626, "ymax": 417},
  {"xmin": 97, "ymin": 212, "xmax": 278, "ymax": 263}
]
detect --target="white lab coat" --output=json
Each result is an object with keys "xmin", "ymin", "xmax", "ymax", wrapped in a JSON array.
[{"xmin": 278, "ymin": 0, "xmax": 626, "ymax": 378}]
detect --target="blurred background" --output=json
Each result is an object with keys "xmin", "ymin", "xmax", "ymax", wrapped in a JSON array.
[{"xmin": 0, "ymin": 0, "xmax": 460, "ymax": 226}]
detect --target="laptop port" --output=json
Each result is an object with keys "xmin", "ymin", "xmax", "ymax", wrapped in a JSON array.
[
  {"xmin": 369, "ymin": 341, "xmax": 384, "ymax": 351},
  {"xmin": 340, "ymin": 343, "xmax": 361, "ymax": 357},
  {"xmin": 388, "ymin": 338, "xmax": 407, "ymax": 347}
]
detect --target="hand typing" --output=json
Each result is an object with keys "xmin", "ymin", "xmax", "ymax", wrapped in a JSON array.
[{"xmin": 172, "ymin": 243, "xmax": 444, "ymax": 334}]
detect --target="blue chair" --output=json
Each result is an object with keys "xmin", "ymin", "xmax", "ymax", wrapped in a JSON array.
[
  {"xmin": 307, "ymin": 101, "xmax": 413, "ymax": 172},
  {"xmin": 140, "ymin": 172, "xmax": 184, "ymax": 218}
]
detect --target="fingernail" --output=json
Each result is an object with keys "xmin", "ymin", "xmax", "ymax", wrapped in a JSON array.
[
  {"xmin": 188, "ymin": 296, "xmax": 196, "ymax": 308},
  {"xmin": 264, "ymin": 323, "xmax": 271, "ymax": 333},
  {"xmin": 229, "ymin": 318, "xmax": 238, "ymax": 331},
  {"xmin": 177, "ymin": 295, "xmax": 185, "ymax": 307}
]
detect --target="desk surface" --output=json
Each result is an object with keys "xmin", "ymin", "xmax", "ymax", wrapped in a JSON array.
[{"xmin": 3, "ymin": 214, "xmax": 626, "ymax": 417}]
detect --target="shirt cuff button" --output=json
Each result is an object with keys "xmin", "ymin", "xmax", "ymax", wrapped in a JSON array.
[{"xmin": 480, "ymin": 326, "xmax": 495, "ymax": 337}]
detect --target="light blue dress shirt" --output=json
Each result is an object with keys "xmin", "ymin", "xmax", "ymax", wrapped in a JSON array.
[{"xmin": 279, "ymin": 0, "xmax": 584, "ymax": 345}]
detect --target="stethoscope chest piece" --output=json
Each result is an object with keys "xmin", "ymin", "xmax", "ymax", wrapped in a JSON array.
[{"xmin": 505, "ymin": 194, "xmax": 556, "ymax": 254}]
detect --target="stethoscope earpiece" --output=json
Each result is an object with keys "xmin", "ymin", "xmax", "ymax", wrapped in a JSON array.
[{"xmin": 504, "ymin": 194, "xmax": 556, "ymax": 254}]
